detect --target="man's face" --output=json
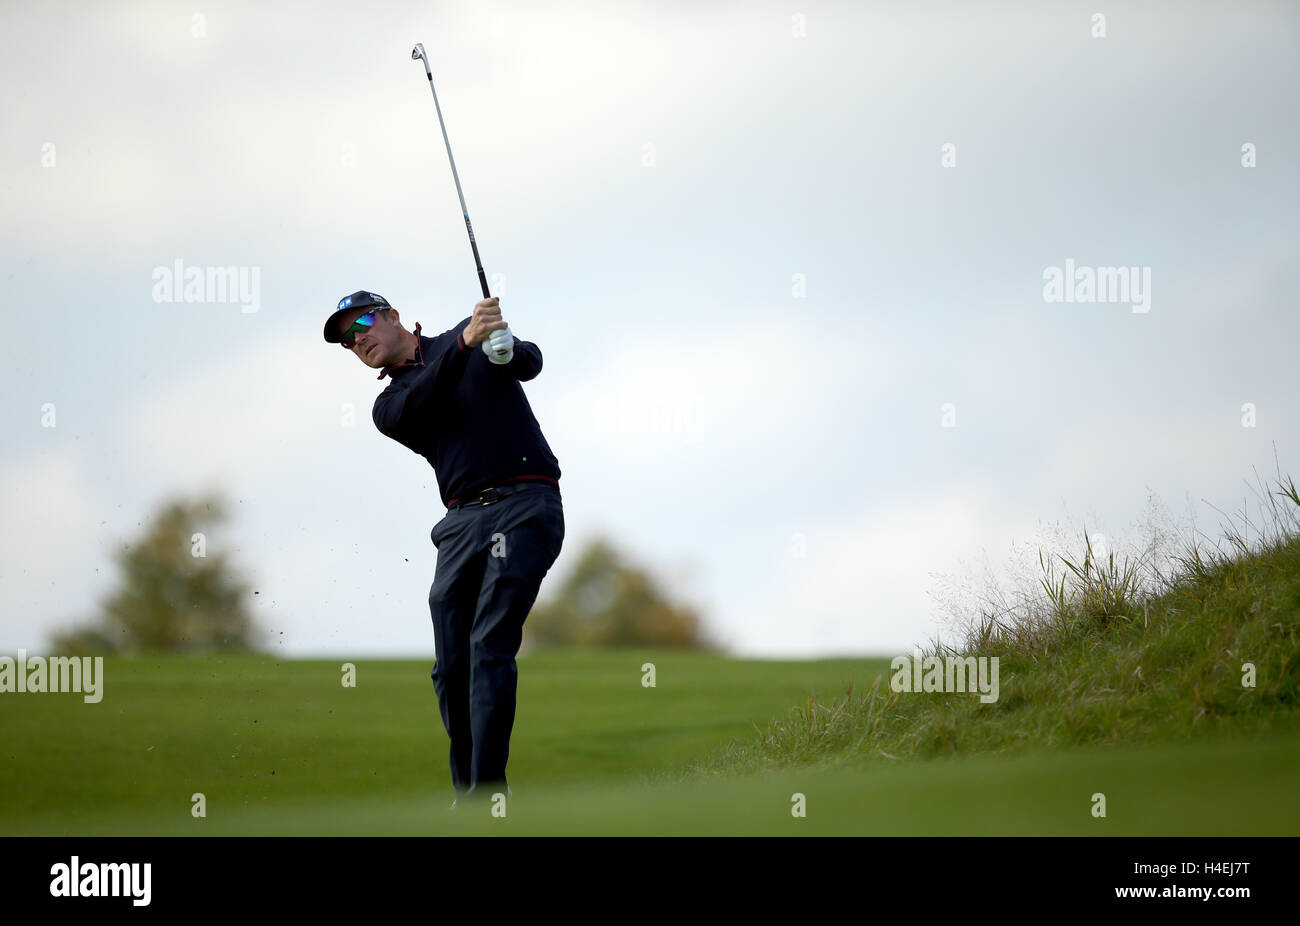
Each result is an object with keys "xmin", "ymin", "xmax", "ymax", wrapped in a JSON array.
[{"xmin": 338, "ymin": 306, "xmax": 404, "ymax": 368}]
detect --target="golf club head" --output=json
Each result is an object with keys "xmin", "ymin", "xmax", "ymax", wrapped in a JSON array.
[{"xmin": 411, "ymin": 43, "xmax": 426, "ymax": 62}]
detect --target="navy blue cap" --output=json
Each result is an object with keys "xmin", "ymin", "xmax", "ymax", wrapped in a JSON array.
[{"xmin": 324, "ymin": 290, "xmax": 391, "ymax": 343}]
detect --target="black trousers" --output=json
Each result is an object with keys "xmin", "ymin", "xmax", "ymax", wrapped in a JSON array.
[{"xmin": 427, "ymin": 482, "xmax": 564, "ymax": 797}]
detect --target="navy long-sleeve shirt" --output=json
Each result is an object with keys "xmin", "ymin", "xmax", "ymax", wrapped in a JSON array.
[{"xmin": 371, "ymin": 316, "xmax": 561, "ymax": 508}]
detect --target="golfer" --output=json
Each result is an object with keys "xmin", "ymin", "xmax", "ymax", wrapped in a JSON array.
[{"xmin": 324, "ymin": 290, "xmax": 564, "ymax": 807}]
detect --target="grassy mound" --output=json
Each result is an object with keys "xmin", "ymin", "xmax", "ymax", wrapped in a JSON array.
[{"xmin": 682, "ymin": 471, "xmax": 1300, "ymax": 779}]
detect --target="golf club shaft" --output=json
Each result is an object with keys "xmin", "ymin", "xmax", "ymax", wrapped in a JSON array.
[{"xmin": 413, "ymin": 44, "xmax": 491, "ymax": 301}]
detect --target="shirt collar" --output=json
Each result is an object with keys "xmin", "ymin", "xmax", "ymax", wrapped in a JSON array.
[{"xmin": 377, "ymin": 323, "xmax": 424, "ymax": 380}]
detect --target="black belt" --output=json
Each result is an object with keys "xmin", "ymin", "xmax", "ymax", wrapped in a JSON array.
[{"xmin": 450, "ymin": 481, "xmax": 556, "ymax": 509}]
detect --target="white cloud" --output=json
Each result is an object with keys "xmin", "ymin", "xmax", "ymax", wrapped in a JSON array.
[
  {"xmin": 0, "ymin": 450, "xmax": 104, "ymax": 650},
  {"xmin": 118, "ymin": 332, "xmax": 373, "ymax": 488},
  {"xmin": 721, "ymin": 487, "xmax": 1000, "ymax": 658}
]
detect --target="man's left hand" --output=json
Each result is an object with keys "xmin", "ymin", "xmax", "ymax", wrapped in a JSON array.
[{"xmin": 484, "ymin": 328, "xmax": 514, "ymax": 364}]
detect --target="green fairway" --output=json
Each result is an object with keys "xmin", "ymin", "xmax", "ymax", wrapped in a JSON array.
[
  {"xmin": 2, "ymin": 650, "xmax": 1295, "ymax": 836},
  {"xmin": 67, "ymin": 729, "xmax": 1298, "ymax": 836},
  {"xmin": 0, "ymin": 650, "xmax": 877, "ymax": 834}
]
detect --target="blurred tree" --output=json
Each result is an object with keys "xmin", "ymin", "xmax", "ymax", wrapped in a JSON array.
[
  {"xmin": 523, "ymin": 536, "xmax": 714, "ymax": 651},
  {"xmin": 51, "ymin": 492, "xmax": 264, "ymax": 654}
]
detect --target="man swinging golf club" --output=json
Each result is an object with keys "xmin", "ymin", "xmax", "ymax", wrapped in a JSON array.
[
  {"xmin": 321, "ymin": 41, "xmax": 564, "ymax": 809},
  {"xmin": 324, "ymin": 290, "xmax": 564, "ymax": 809}
]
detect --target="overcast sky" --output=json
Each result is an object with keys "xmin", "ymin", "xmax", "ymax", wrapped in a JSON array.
[{"xmin": 2, "ymin": 0, "xmax": 1297, "ymax": 659}]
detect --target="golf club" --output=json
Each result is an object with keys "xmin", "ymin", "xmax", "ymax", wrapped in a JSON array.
[{"xmin": 411, "ymin": 41, "xmax": 510, "ymax": 360}]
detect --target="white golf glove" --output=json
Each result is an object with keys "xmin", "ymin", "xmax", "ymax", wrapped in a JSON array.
[{"xmin": 484, "ymin": 327, "xmax": 514, "ymax": 364}]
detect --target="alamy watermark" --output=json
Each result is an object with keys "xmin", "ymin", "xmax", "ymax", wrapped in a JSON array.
[
  {"xmin": 1043, "ymin": 258, "xmax": 1150, "ymax": 313},
  {"xmin": 0, "ymin": 650, "xmax": 104, "ymax": 703},
  {"xmin": 890, "ymin": 654, "xmax": 1000, "ymax": 703},
  {"xmin": 151, "ymin": 259, "xmax": 260, "ymax": 313},
  {"xmin": 50, "ymin": 857, "xmax": 150, "ymax": 906}
]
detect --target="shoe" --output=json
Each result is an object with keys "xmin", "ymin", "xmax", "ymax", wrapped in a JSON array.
[
  {"xmin": 464, "ymin": 785, "xmax": 511, "ymax": 800},
  {"xmin": 451, "ymin": 785, "xmax": 511, "ymax": 808}
]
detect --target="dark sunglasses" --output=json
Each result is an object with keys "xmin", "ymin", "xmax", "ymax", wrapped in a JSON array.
[{"xmin": 340, "ymin": 308, "xmax": 389, "ymax": 348}]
